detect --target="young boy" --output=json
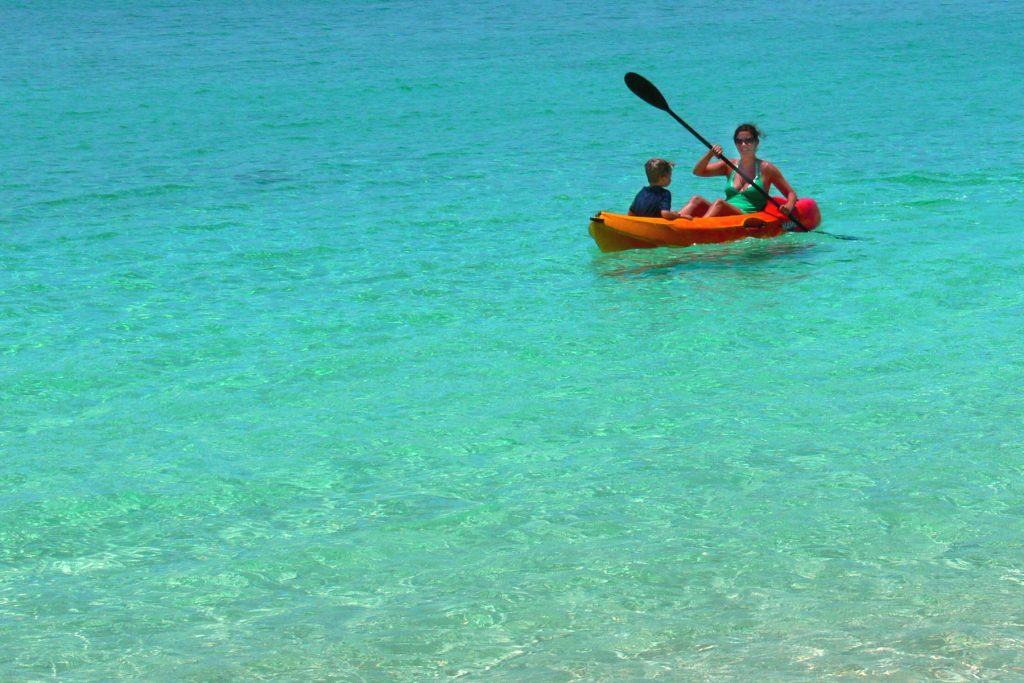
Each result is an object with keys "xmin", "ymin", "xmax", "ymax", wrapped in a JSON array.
[{"xmin": 628, "ymin": 158, "xmax": 686, "ymax": 220}]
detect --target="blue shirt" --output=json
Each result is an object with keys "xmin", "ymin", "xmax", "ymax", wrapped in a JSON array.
[{"xmin": 629, "ymin": 185, "xmax": 671, "ymax": 217}]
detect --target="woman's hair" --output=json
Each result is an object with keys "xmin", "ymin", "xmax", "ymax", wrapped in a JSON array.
[{"xmin": 734, "ymin": 123, "xmax": 764, "ymax": 142}]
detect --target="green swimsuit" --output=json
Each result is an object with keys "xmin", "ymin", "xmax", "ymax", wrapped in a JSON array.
[{"xmin": 725, "ymin": 160, "xmax": 767, "ymax": 213}]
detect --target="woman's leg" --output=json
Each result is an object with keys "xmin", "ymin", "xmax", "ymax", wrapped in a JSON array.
[
  {"xmin": 704, "ymin": 199, "xmax": 744, "ymax": 217},
  {"xmin": 679, "ymin": 195, "xmax": 710, "ymax": 218}
]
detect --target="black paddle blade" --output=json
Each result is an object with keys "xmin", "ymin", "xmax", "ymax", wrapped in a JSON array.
[{"xmin": 624, "ymin": 72, "xmax": 670, "ymax": 112}]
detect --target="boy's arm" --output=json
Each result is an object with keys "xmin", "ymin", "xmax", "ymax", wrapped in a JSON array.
[{"xmin": 659, "ymin": 191, "xmax": 679, "ymax": 220}]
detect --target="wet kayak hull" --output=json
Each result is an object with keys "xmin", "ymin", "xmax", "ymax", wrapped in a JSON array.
[{"xmin": 588, "ymin": 197, "xmax": 821, "ymax": 252}]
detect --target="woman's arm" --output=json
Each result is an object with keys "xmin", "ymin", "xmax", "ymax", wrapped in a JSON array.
[
  {"xmin": 693, "ymin": 144, "xmax": 728, "ymax": 177},
  {"xmin": 763, "ymin": 161, "xmax": 797, "ymax": 212}
]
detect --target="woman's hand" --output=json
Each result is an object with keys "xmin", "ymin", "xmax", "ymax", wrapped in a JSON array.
[{"xmin": 694, "ymin": 145, "xmax": 728, "ymax": 176}]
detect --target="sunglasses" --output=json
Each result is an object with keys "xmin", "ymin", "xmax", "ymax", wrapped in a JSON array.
[{"xmin": 734, "ymin": 137, "xmax": 758, "ymax": 144}]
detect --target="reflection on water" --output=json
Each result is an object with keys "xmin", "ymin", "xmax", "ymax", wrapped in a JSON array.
[{"xmin": 596, "ymin": 238, "xmax": 821, "ymax": 280}]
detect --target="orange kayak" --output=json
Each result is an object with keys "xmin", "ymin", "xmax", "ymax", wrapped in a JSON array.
[{"xmin": 588, "ymin": 197, "xmax": 821, "ymax": 252}]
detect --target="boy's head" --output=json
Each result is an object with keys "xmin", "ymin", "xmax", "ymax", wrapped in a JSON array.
[{"xmin": 645, "ymin": 158, "xmax": 674, "ymax": 186}]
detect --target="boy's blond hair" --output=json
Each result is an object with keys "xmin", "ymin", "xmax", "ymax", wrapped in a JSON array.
[{"xmin": 645, "ymin": 158, "xmax": 674, "ymax": 184}]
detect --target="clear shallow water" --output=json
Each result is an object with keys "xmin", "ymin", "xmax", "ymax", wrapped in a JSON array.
[{"xmin": 3, "ymin": 1, "xmax": 1024, "ymax": 680}]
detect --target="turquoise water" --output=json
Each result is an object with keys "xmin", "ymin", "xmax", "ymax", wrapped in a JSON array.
[{"xmin": 3, "ymin": 1, "xmax": 1024, "ymax": 679}]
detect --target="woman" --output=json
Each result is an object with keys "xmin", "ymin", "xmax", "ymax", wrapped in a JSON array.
[{"xmin": 679, "ymin": 123, "xmax": 797, "ymax": 219}]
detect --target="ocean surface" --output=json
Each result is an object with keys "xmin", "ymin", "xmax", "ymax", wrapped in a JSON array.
[{"xmin": 3, "ymin": 1, "xmax": 1023, "ymax": 680}]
